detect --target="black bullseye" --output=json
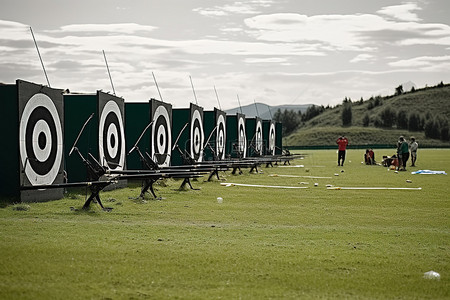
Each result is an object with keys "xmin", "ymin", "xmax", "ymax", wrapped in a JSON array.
[
  {"xmin": 25, "ymin": 106, "xmax": 57, "ymax": 176},
  {"xmin": 38, "ymin": 132, "xmax": 46, "ymax": 150}
]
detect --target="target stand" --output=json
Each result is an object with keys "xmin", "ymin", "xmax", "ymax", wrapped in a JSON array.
[
  {"xmin": 263, "ymin": 119, "xmax": 276, "ymax": 157},
  {"xmin": 203, "ymin": 108, "xmax": 226, "ymax": 162},
  {"xmin": 246, "ymin": 117, "xmax": 263, "ymax": 158},
  {"xmin": 172, "ymin": 103, "xmax": 205, "ymax": 166},
  {"xmin": 64, "ymin": 91, "xmax": 127, "ymax": 189},
  {"xmin": 0, "ymin": 80, "xmax": 65, "ymax": 202},
  {"xmin": 226, "ymin": 113, "xmax": 247, "ymax": 159}
]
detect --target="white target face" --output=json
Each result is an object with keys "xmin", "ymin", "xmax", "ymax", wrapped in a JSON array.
[
  {"xmin": 255, "ymin": 120, "xmax": 263, "ymax": 153},
  {"xmin": 99, "ymin": 100, "xmax": 125, "ymax": 170},
  {"xmin": 152, "ymin": 105, "xmax": 172, "ymax": 167},
  {"xmin": 269, "ymin": 122, "xmax": 276, "ymax": 155},
  {"xmin": 19, "ymin": 93, "xmax": 63, "ymax": 186},
  {"xmin": 238, "ymin": 116, "xmax": 247, "ymax": 158},
  {"xmin": 190, "ymin": 109, "xmax": 204, "ymax": 162},
  {"xmin": 216, "ymin": 114, "xmax": 226, "ymax": 160}
]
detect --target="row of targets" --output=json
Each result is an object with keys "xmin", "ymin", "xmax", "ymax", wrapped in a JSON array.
[
  {"xmin": 0, "ymin": 79, "xmax": 282, "ymax": 202},
  {"xmin": 124, "ymin": 101, "xmax": 281, "ymax": 168}
]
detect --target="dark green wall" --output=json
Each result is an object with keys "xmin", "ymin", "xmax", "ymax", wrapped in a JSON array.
[
  {"xmin": 276, "ymin": 122, "xmax": 283, "ymax": 155},
  {"xmin": 63, "ymin": 94, "xmax": 98, "ymax": 182},
  {"xmin": 171, "ymin": 108, "xmax": 190, "ymax": 166},
  {"xmin": 203, "ymin": 110, "xmax": 215, "ymax": 161},
  {"xmin": 0, "ymin": 84, "xmax": 19, "ymax": 199},
  {"xmin": 125, "ymin": 102, "xmax": 150, "ymax": 169}
]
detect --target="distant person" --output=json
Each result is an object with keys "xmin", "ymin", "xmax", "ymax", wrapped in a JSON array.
[
  {"xmin": 396, "ymin": 136, "xmax": 409, "ymax": 171},
  {"xmin": 336, "ymin": 136, "xmax": 349, "ymax": 166},
  {"xmin": 409, "ymin": 137, "xmax": 418, "ymax": 167},
  {"xmin": 364, "ymin": 149, "xmax": 375, "ymax": 165}
]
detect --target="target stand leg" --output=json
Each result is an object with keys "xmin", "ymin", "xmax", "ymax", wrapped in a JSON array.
[
  {"xmin": 250, "ymin": 164, "xmax": 259, "ymax": 173},
  {"xmin": 266, "ymin": 162, "xmax": 274, "ymax": 168},
  {"xmin": 232, "ymin": 166, "xmax": 242, "ymax": 175},
  {"xmin": 207, "ymin": 169, "xmax": 220, "ymax": 182},
  {"xmin": 82, "ymin": 182, "xmax": 112, "ymax": 211},
  {"xmin": 140, "ymin": 179, "xmax": 159, "ymax": 199},
  {"xmin": 179, "ymin": 178, "xmax": 199, "ymax": 190}
]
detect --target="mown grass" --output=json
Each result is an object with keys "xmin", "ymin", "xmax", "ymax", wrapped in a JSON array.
[{"xmin": 0, "ymin": 149, "xmax": 449, "ymax": 299}]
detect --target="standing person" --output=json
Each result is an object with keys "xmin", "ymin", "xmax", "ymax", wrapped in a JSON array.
[
  {"xmin": 336, "ymin": 136, "xmax": 349, "ymax": 166},
  {"xmin": 397, "ymin": 136, "xmax": 409, "ymax": 171},
  {"xmin": 409, "ymin": 137, "xmax": 418, "ymax": 167}
]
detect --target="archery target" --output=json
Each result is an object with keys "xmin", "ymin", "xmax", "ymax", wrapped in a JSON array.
[
  {"xmin": 19, "ymin": 93, "xmax": 63, "ymax": 185},
  {"xmin": 238, "ymin": 115, "xmax": 247, "ymax": 157},
  {"xmin": 190, "ymin": 108, "xmax": 204, "ymax": 162},
  {"xmin": 269, "ymin": 122, "xmax": 276, "ymax": 155},
  {"xmin": 99, "ymin": 100, "xmax": 125, "ymax": 170},
  {"xmin": 152, "ymin": 105, "xmax": 172, "ymax": 167},
  {"xmin": 216, "ymin": 113, "xmax": 226, "ymax": 160},
  {"xmin": 255, "ymin": 119, "xmax": 263, "ymax": 154}
]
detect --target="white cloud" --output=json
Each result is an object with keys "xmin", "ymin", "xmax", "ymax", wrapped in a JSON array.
[
  {"xmin": 377, "ymin": 2, "xmax": 422, "ymax": 22},
  {"xmin": 244, "ymin": 57, "xmax": 288, "ymax": 64},
  {"xmin": 244, "ymin": 13, "xmax": 385, "ymax": 51},
  {"xmin": 0, "ymin": 20, "xmax": 30, "ymax": 40},
  {"xmin": 243, "ymin": 9, "xmax": 450, "ymax": 51},
  {"xmin": 350, "ymin": 54, "xmax": 375, "ymax": 63},
  {"xmin": 193, "ymin": 0, "xmax": 275, "ymax": 17},
  {"xmin": 389, "ymin": 55, "xmax": 450, "ymax": 68},
  {"xmin": 49, "ymin": 23, "xmax": 157, "ymax": 35}
]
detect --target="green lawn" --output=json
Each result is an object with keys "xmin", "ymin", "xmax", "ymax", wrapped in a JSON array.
[{"xmin": 0, "ymin": 149, "xmax": 449, "ymax": 299}]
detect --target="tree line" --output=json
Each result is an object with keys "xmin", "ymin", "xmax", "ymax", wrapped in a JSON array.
[{"xmin": 273, "ymin": 81, "xmax": 449, "ymax": 141}]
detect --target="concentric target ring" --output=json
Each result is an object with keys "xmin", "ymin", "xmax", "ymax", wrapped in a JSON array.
[
  {"xmin": 152, "ymin": 105, "xmax": 172, "ymax": 167},
  {"xmin": 99, "ymin": 100, "xmax": 125, "ymax": 170},
  {"xmin": 238, "ymin": 116, "xmax": 247, "ymax": 157},
  {"xmin": 255, "ymin": 120, "xmax": 263, "ymax": 153},
  {"xmin": 216, "ymin": 114, "xmax": 226, "ymax": 160},
  {"xmin": 269, "ymin": 122, "xmax": 276, "ymax": 155},
  {"xmin": 19, "ymin": 93, "xmax": 63, "ymax": 185},
  {"xmin": 190, "ymin": 109, "xmax": 204, "ymax": 162}
]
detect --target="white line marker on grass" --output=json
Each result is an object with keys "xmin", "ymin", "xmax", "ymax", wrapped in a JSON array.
[
  {"xmin": 327, "ymin": 187, "xmax": 422, "ymax": 190},
  {"xmin": 221, "ymin": 183, "xmax": 308, "ymax": 189},
  {"xmin": 269, "ymin": 174, "xmax": 332, "ymax": 179}
]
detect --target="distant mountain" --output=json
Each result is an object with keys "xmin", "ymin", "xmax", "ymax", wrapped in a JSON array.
[{"xmin": 225, "ymin": 103, "xmax": 312, "ymax": 120}]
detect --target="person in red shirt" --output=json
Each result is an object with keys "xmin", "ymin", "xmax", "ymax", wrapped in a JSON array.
[{"xmin": 336, "ymin": 136, "xmax": 349, "ymax": 166}]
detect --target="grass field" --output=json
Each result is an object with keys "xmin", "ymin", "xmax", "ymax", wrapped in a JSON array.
[{"xmin": 0, "ymin": 149, "xmax": 449, "ymax": 299}]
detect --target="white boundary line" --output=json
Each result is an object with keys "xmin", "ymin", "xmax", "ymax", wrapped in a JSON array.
[
  {"xmin": 327, "ymin": 187, "xmax": 422, "ymax": 190},
  {"xmin": 269, "ymin": 174, "xmax": 332, "ymax": 179},
  {"xmin": 221, "ymin": 183, "xmax": 308, "ymax": 189}
]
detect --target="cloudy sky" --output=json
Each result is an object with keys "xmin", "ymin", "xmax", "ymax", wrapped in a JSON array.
[{"xmin": 1, "ymin": 0, "xmax": 449, "ymax": 110}]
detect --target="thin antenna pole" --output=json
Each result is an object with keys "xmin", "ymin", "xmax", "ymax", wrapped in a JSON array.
[
  {"xmin": 189, "ymin": 75, "xmax": 198, "ymax": 105},
  {"xmin": 30, "ymin": 27, "xmax": 50, "ymax": 87},
  {"xmin": 213, "ymin": 86, "xmax": 222, "ymax": 110},
  {"xmin": 152, "ymin": 72, "xmax": 164, "ymax": 102},
  {"xmin": 236, "ymin": 94, "xmax": 243, "ymax": 114},
  {"xmin": 254, "ymin": 99, "xmax": 260, "ymax": 118},
  {"xmin": 102, "ymin": 50, "xmax": 116, "ymax": 95}
]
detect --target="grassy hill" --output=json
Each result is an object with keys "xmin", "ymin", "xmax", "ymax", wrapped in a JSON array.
[{"xmin": 284, "ymin": 84, "xmax": 450, "ymax": 147}]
